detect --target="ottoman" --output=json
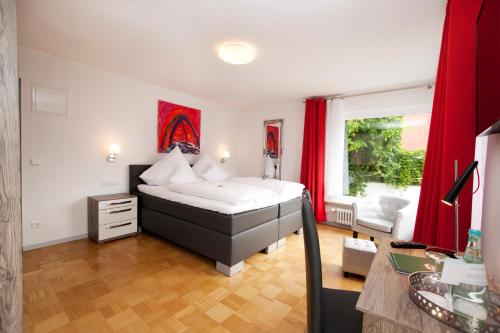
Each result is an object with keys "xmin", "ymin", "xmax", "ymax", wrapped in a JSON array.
[{"xmin": 342, "ymin": 237, "xmax": 377, "ymax": 277}]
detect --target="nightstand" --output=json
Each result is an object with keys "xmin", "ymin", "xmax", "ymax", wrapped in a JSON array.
[{"xmin": 87, "ymin": 193, "xmax": 138, "ymax": 243}]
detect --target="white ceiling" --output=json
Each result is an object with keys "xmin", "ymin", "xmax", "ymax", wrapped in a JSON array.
[{"xmin": 17, "ymin": 0, "xmax": 446, "ymax": 110}]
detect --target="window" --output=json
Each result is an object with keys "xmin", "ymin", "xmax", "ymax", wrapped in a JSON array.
[{"xmin": 345, "ymin": 113, "xmax": 431, "ymax": 201}]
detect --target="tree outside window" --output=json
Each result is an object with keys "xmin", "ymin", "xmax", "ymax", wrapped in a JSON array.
[{"xmin": 346, "ymin": 115, "xmax": 428, "ymax": 196}]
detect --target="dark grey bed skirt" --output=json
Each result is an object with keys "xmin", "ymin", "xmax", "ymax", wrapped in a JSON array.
[
  {"xmin": 141, "ymin": 207, "xmax": 279, "ymax": 266},
  {"xmin": 137, "ymin": 193, "xmax": 303, "ymax": 268},
  {"xmin": 279, "ymin": 197, "xmax": 301, "ymax": 217},
  {"xmin": 279, "ymin": 210, "xmax": 302, "ymax": 239},
  {"xmin": 139, "ymin": 192, "xmax": 279, "ymax": 236},
  {"xmin": 129, "ymin": 164, "xmax": 303, "ymax": 272}
]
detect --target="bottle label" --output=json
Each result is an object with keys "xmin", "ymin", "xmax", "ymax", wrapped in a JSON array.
[{"xmin": 440, "ymin": 258, "xmax": 488, "ymax": 286}]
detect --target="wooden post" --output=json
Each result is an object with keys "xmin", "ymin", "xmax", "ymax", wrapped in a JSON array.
[{"xmin": 0, "ymin": 0, "xmax": 22, "ymax": 332}]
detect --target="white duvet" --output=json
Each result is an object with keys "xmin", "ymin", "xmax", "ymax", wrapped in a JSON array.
[
  {"xmin": 168, "ymin": 181, "xmax": 277, "ymax": 206},
  {"xmin": 138, "ymin": 184, "xmax": 283, "ymax": 214},
  {"xmin": 137, "ymin": 177, "xmax": 304, "ymax": 215}
]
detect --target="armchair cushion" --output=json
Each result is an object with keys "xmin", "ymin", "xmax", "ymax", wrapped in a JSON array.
[
  {"xmin": 353, "ymin": 196, "xmax": 412, "ymax": 239},
  {"xmin": 357, "ymin": 217, "xmax": 393, "ymax": 233}
]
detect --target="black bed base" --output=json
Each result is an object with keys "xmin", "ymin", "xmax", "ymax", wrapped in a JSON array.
[
  {"xmin": 129, "ymin": 164, "xmax": 303, "ymax": 276},
  {"xmin": 138, "ymin": 195, "xmax": 302, "ymax": 276},
  {"xmin": 141, "ymin": 207, "xmax": 279, "ymax": 267},
  {"xmin": 138, "ymin": 198, "xmax": 302, "ymax": 271},
  {"xmin": 279, "ymin": 210, "xmax": 302, "ymax": 239}
]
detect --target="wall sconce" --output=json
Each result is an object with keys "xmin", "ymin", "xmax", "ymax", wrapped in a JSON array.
[
  {"xmin": 221, "ymin": 150, "xmax": 230, "ymax": 163},
  {"xmin": 107, "ymin": 144, "xmax": 121, "ymax": 162}
]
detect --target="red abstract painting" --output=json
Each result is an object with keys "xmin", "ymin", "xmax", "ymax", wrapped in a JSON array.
[
  {"xmin": 157, "ymin": 100, "xmax": 201, "ymax": 154},
  {"xmin": 266, "ymin": 125, "xmax": 280, "ymax": 158}
]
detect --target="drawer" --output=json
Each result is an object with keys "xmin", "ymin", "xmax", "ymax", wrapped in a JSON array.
[
  {"xmin": 98, "ymin": 205, "xmax": 137, "ymax": 225},
  {"xmin": 99, "ymin": 219, "xmax": 137, "ymax": 241},
  {"xmin": 98, "ymin": 197, "xmax": 137, "ymax": 210}
]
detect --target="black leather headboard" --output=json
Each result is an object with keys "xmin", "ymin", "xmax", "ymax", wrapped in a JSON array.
[{"xmin": 129, "ymin": 165, "xmax": 151, "ymax": 194}]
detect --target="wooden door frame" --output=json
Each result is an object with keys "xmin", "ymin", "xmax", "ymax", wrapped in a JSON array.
[{"xmin": 0, "ymin": 0, "xmax": 23, "ymax": 331}]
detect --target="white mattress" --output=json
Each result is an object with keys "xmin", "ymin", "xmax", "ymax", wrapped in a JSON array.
[
  {"xmin": 138, "ymin": 181, "xmax": 302, "ymax": 215},
  {"xmin": 229, "ymin": 177, "xmax": 305, "ymax": 195}
]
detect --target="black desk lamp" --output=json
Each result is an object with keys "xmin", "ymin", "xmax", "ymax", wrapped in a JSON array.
[{"xmin": 441, "ymin": 160, "xmax": 479, "ymax": 256}]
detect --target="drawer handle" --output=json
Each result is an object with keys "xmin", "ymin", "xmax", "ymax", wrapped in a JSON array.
[
  {"xmin": 107, "ymin": 222, "xmax": 132, "ymax": 229},
  {"xmin": 108, "ymin": 200, "xmax": 132, "ymax": 206},
  {"xmin": 108, "ymin": 208, "xmax": 132, "ymax": 214}
]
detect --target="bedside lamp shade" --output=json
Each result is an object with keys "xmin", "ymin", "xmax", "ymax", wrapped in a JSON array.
[
  {"xmin": 108, "ymin": 144, "xmax": 121, "ymax": 155},
  {"xmin": 221, "ymin": 150, "xmax": 230, "ymax": 163},
  {"xmin": 107, "ymin": 144, "xmax": 121, "ymax": 162}
]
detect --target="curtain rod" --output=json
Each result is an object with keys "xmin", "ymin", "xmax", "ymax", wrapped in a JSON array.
[{"xmin": 302, "ymin": 81, "xmax": 435, "ymax": 102}]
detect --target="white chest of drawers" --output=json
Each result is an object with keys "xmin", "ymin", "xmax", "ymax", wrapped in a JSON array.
[{"xmin": 88, "ymin": 193, "xmax": 138, "ymax": 243}]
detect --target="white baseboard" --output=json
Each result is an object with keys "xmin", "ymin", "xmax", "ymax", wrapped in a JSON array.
[{"xmin": 23, "ymin": 233, "xmax": 88, "ymax": 252}]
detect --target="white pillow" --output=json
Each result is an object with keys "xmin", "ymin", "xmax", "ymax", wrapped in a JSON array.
[
  {"xmin": 264, "ymin": 155, "xmax": 276, "ymax": 179},
  {"xmin": 140, "ymin": 146, "xmax": 190, "ymax": 185},
  {"xmin": 192, "ymin": 153, "xmax": 217, "ymax": 177},
  {"xmin": 169, "ymin": 164, "xmax": 199, "ymax": 184},
  {"xmin": 201, "ymin": 163, "xmax": 230, "ymax": 182}
]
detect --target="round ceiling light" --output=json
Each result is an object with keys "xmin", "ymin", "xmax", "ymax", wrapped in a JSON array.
[{"xmin": 217, "ymin": 42, "xmax": 256, "ymax": 65}]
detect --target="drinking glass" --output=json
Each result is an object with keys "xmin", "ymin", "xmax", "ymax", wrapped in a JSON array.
[
  {"xmin": 420, "ymin": 251, "xmax": 452, "ymax": 309},
  {"xmin": 424, "ymin": 250, "xmax": 448, "ymax": 281}
]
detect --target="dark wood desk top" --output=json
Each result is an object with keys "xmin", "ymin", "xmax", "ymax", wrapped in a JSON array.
[{"xmin": 356, "ymin": 238, "xmax": 459, "ymax": 333}]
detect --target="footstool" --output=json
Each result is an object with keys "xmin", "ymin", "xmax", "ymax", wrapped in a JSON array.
[{"xmin": 342, "ymin": 237, "xmax": 377, "ymax": 277}]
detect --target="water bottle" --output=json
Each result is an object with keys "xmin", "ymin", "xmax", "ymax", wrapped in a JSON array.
[{"xmin": 452, "ymin": 229, "xmax": 490, "ymax": 321}]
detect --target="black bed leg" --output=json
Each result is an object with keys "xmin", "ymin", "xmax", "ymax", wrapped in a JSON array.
[
  {"xmin": 352, "ymin": 231, "xmax": 358, "ymax": 239},
  {"xmin": 370, "ymin": 236, "xmax": 375, "ymax": 242}
]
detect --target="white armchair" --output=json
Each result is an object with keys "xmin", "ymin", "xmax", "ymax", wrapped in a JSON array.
[{"xmin": 352, "ymin": 196, "xmax": 417, "ymax": 241}]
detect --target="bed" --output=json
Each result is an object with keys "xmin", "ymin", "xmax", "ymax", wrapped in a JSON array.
[{"xmin": 129, "ymin": 165, "xmax": 303, "ymax": 276}]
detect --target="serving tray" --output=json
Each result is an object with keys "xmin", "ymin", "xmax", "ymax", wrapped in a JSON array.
[{"xmin": 408, "ymin": 272, "xmax": 500, "ymax": 333}]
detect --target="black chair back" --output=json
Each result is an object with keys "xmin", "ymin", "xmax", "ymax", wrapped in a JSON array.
[{"xmin": 302, "ymin": 190, "xmax": 323, "ymax": 333}]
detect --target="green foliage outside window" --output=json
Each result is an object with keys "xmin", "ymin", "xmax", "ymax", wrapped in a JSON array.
[{"xmin": 346, "ymin": 116, "xmax": 425, "ymax": 196}]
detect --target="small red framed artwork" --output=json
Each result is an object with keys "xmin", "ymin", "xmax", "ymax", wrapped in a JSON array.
[{"xmin": 266, "ymin": 124, "xmax": 280, "ymax": 158}]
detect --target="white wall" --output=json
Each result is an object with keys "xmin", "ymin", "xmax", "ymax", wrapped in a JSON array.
[
  {"xmin": 471, "ymin": 135, "xmax": 489, "ymax": 229},
  {"xmin": 480, "ymin": 133, "xmax": 500, "ymax": 294},
  {"xmin": 20, "ymin": 47, "xmax": 239, "ymax": 248},
  {"xmin": 344, "ymin": 85, "xmax": 435, "ymax": 120},
  {"xmin": 236, "ymin": 101, "xmax": 304, "ymax": 182}
]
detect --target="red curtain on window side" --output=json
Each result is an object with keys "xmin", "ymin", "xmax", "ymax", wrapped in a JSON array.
[
  {"xmin": 413, "ymin": 0, "xmax": 483, "ymax": 251},
  {"xmin": 300, "ymin": 99, "xmax": 327, "ymax": 222}
]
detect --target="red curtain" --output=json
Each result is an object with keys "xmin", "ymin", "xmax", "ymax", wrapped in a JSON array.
[
  {"xmin": 413, "ymin": 0, "xmax": 483, "ymax": 251},
  {"xmin": 300, "ymin": 99, "xmax": 327, "ymax": 222}
]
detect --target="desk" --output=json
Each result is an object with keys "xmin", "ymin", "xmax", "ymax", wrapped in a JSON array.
[{"xmin": 356, "ymin": 238, "xmax": 459, "ymax": 333}]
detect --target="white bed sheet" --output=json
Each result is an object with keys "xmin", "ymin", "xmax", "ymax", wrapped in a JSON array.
[{"xmin": 138, "ymin": 183, "xmax": 302, "ymax": 215}]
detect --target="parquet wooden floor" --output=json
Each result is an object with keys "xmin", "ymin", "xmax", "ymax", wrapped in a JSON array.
[{"xmin": 23, "ymin": 225, "xmax": 365, "ymax": 332}]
